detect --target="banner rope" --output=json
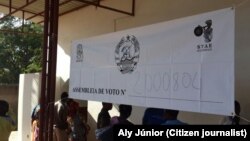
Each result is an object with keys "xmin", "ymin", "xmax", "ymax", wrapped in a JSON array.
[{"xmin": 235, "ymin": 114, "xmax": 250, "ymax": 123}]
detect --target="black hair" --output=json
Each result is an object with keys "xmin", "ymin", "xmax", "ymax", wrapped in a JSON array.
[
  {"xmin": 0, "ymin": 100, "xmax": 9, "ymax": 116},
  {"xmin": 61, "ymin": 92, "xmax": 69, "ymax": 100},
  {"xmin": 119, "ymin": 104, "xmax": 132, "ymax": 119},
  {"xmin": 164, "ymin": 109, "xmax": 179, "ymax": 119}
]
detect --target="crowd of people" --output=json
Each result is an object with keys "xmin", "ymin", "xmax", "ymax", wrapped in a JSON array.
[
  {"xmin": 95, "ymin": 103, "xmax": 133, "ymax": 141},
  {"xmin": 0, "ymin": 91, "xmax": 245, "ymax": 141},
  {"xmin": 31, "ymin": 92, "xmax": 90, "ymax": 141}
]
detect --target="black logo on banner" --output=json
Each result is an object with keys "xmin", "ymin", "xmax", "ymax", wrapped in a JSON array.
[
  {"xmin": 115, "ymin": 35, "xmax": 140, "ymax": 74},
  {"xmin": 194, "ymin": 20, "xmax": 213, "ymax": 52},
  {"xmin": 76, "ymin": 44, "xmax": 83, "ymax": 62}
]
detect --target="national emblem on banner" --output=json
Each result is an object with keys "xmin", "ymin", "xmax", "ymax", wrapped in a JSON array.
[{"xmin": 115, "ymin": 35, "xmax": 140, "ymax": 74}]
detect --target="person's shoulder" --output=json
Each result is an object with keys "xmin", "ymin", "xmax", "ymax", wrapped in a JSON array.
[
  {"xmin": 119, "ymin": 119, "xmax": 134, "ymax": 125},
  {"xmin": 0, "ymin": 116, "xmax": 16, "ymax": 129},
  {"xmin": 110, "ymin": 116, "xmax": 119, "ymax": 125},
  {"xmin": 126, "ymin": 120, "xmax": 134, "ymax": 125},
  {"xmin": 54, "ymin": 100, "xmax": 65, "ymax": 106},
  {"xmin": 96, "ymin": 126, "xmax": 113, "ymax": 141},
  {"xmin": 147, "ymin": 116, "xmax": 165, "ymax": 125},
  {"xmin": 54, "ymin": 100, "xmax": 60, "ymax": 105}
]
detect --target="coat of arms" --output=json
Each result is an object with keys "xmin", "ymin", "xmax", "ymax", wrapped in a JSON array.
[{"xmin": 115, "ymin": 35, "xmax": 140, "ymax": 74}]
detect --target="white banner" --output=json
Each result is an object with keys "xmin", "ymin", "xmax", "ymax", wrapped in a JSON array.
[{"xmin": 69, "ymin": 8, "xmax": 234, "ymax": 116}]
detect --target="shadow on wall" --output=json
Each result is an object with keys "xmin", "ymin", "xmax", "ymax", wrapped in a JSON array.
[{"xmin": 55, "ymin": 77, "xmax": 69, "ymax": 100}]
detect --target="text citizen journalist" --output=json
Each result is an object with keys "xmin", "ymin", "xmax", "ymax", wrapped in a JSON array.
[
  {"xmin": 165, "ymin": 129, "xmax": 246, "ymax": 138},
  {"xmin": 118, "ymin": 128, "xmax": 246, "ymax": 138}
]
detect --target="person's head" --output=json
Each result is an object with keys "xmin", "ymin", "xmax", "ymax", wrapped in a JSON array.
[
  {"xmin": 0, "ymin": 100, "xmax": 9, "ymax": 116},
  {"xmin": 68, "ymin": 99, "xmax": 79, "ymax": 117},
  {"xmin": 32, "ymin": 105, "xmax": 40, "ymax": 120},
  {"xmin": 164, "ymin": 109, "xmax": 179, "ymax": 120},
  {"xmin": 102, "ymin": 102, "xmax": 113, "ymax": 111},
  {"xmin": 61, "ymin": 92, "xmax": 68, "ymax": 102},
  {"xmin": 119, "ymin": 104, "xmax": 132, "ymax": 119}
]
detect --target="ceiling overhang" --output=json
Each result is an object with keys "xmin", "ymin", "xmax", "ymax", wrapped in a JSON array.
[{"xmin": 0, "ymin": 0, "xmax": 135, "ymax": 24}]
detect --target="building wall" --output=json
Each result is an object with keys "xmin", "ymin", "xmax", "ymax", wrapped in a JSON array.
[
  {"xmin": 57, "ymin": 0, "xmax": 250, "ymax": 140},
  {"xmin": 17, "ymin": 73, "xmax": 41, "ymax": 141},
  {"xmin": 0, "ymin": 85, "xmax": 18, "ymax": 119}
]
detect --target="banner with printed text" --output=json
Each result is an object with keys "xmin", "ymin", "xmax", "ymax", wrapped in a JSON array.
[{"xmin": 69, "ymin": 8, "xmax": 234, "ymax": 116}]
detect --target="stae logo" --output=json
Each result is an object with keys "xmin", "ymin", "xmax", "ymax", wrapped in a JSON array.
[
  {"xmin": 115, "ymin": 35, "xmax": 140, "ymax": 74},
  {"xmin": 194, "ymin": 19, "xmax": 213, "ymax": 52}
]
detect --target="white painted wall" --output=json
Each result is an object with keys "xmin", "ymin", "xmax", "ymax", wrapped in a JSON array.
[{"xmin": 17, "ymin": 73, "xmax": 41, "ymax": 141}]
